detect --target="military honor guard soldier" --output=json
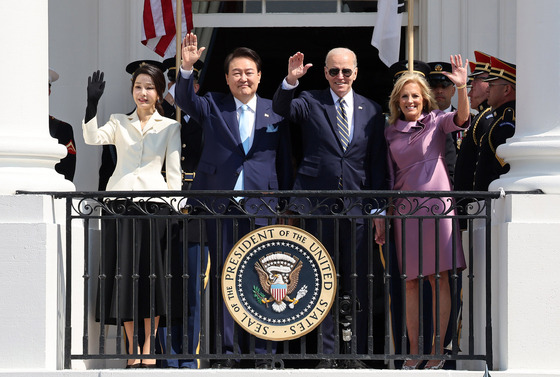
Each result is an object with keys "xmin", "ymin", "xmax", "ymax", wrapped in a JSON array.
[
  {"xmin": 428, "ymin": 61, "xmax": 461, "ymax": 184},
  {"xmin": 158, "ymin": 56, "xmax": 210, "ymax": 369},
  {"xmin": 49, "ymin": 69, "xmax": 77, "ymax": 181},
  {"xmin": 473, "ymin": 56, "xmax": 516, "ymax": 191},
  {"xmin": 454, "ymin": 51, "xmax": 494, "ymax": 195}
]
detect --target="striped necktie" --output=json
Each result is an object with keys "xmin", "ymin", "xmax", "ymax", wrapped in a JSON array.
[
  {"xmin": 336, "ymin": 98, "xmax": 350, "ymax": 151},
  {"xmin": 336, "ymin": 98, "xmax": 349, "ymax": 189}
]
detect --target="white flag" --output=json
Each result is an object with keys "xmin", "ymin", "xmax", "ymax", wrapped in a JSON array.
[{"xmin": 371, "ymin": 0, "xmax": 403, "ymax": 67}]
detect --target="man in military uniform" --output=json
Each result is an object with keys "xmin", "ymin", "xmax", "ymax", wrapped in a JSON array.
[
  {"xmin": 159, "ymin": 57, "xmax": 209, "ymax": 369},
  {"xmin": 455, "ymin": 51, "xmax": 494, "ymax": 194},
  {"xmin": 49, "ymin": 69, "xmax": 77, "ymax": 181},
  {"xmin": 473, "ymin": 57, "xmax": 516, "ymax": 191},
  {"xmin": 428, "ymin": 61, "xmax": 461, "ymax": 184}
]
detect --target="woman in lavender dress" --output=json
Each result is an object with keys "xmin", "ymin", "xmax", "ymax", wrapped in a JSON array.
[{"xmin": 385, "ymin": 55, "xmax": 469, "ymax": 370}]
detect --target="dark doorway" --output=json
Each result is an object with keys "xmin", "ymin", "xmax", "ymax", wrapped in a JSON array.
[{"xmin": 197, "ymin": 26, "xmax": 405, "ymax": 112}]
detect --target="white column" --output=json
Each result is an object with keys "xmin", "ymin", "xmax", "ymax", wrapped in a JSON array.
[
  {"xmin": 487, "ymin": 0, "xmax": 560, "ymax": 373},
  {"xmin": 489, "ymin": 0, "xmax": 560, "ymax": 193},
  {"xmin": 0, "ymin": 0, "xmax": 74, "ymax": 195},
  {"xmin": 0, "ymin": 0, "xmax": 76, "ymax": 371}
]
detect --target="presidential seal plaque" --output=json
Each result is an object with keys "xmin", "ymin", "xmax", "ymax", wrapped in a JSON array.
[{"xmin": 222, "ymin": 224, "xmax": 336, "ymax": 341}]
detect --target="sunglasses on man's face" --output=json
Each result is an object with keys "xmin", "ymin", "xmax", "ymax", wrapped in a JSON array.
[{"xmin": 327, "ymin": 68, "xmax": 354, "ymax": 77}]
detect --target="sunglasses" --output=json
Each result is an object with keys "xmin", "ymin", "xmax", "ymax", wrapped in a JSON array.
[{"xmin": 327, "ymin": 67, "xmax": 354, "ymax": 77}]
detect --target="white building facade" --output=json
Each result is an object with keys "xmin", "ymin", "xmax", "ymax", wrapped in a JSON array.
[{"xmin": 1, "ymin": 0, "xmax": 560, "ymax": 376}]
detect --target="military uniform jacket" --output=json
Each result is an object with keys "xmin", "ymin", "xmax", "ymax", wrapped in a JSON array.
[
  {"xmin": 473, "ymin": 100, "xmax": 515, "ymax": 191},
  {"xmin": 162, "ymin": 100, "xmax": 204, "ymax": 182},
  {"xmin": 49, "ymin": 116, "xmax": 77, "ymax": 181},
  {"xmin": 161, "ymin": 99, "xmax": 207, "ymax": 243},
  {"xmin": 454, "ymin": 100, "xmax": 493, "ymax": 191}
]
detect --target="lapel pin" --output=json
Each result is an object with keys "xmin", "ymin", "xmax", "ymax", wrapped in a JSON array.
[
  {"xmin": 264, "ymin": 113, "xmax": 270, "ymax": 118},
  {"xmin": 358, "ymin": 106, "xmax": 363, "ymax": 110}
]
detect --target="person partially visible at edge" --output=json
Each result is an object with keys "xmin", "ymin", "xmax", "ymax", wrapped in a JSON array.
[
  {"xmin": 385, "ymin": 55, "xmax": 469, "ymax": 370},
  {"xmin": 427, "ymin": 61, "xmax": 461, "ymax": 185},
  {"xmin": 49, "ymin": 68, "xmax": 77, "ymax": 181},
  {"xmin": 82, "ymin": 65, "xmax": 181, "ymax": 368},
  {"xmin": 473, "ymin": 56, "xmax": 516, "ymax": 191},
  {"xmin": 455, "ymin": 51, "xmax": 494, "ymax": 194},
  {"xmin": 158, "ymin": 56, "xmax": 209, "ymax": 369}
]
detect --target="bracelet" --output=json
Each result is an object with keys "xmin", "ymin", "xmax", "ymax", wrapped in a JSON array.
[{"xmin": 456, "ymin": 83, "xmax": 467, "ymax": 89}]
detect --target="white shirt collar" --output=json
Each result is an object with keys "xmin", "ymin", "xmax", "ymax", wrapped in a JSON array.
[
  {"xmin": 234, "ymin": 96, "xmax": 257, "ymax": 113},
  {"xmin": 329, "ymin": 88, "xmax": 354, "ymax": 108}
]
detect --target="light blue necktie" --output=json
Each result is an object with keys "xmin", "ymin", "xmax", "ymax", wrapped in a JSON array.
[
  {"xmin": 239, "ymin": 104, "xmax": 251, "ymax": 153},
  {"xmin": 234, "ymin": 104, "xmax": 251, "ymax": 195}
]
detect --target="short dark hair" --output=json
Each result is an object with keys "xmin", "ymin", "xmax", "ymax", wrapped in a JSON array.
[
  {"xmin": 223, "ymin": 47, "xmax": 262, "ymax": 74},
  {"xmin": 131, "ymin": 63, "xmax": 166, "ymax": 115}
]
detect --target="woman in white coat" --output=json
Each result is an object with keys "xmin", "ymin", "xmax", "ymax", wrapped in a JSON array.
[{"xmin": 83, "ymin": 64, "xmax": 181, "ymax": 368}]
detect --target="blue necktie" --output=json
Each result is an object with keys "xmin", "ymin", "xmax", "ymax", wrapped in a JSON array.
[
  {"xmin": 234, "ymin": 104, "xmax": 251, "ymax": 196},
  {"xmin": 337, "ymin": 98, "xmax": 349, "ymax": 189},
  {"xmin": 337, "ymin": 98, "xmax": 350, "ymax": 151},
  {"xmin": 239, "ymin": 104, "xmax": 251, "ymax": 153}
]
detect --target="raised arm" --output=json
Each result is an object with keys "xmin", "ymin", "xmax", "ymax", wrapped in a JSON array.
[
  {"xmin": 443, "ymin": 54, "xmax": 470, "ymax": 126},
  {"xmin": 181, "ymin": 32, "xmax": 206, "ymax": 71},
  {"xmin": 285, "ymin": 52, "xmax": 313, "ymax": 86},
  {"xmin": 85, "ymin": 70, "xmax": 105, "ymax": 123}
]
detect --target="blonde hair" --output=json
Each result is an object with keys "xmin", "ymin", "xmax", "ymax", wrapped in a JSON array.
[{"xmin": 388, "ymin": 72, "xmax": 438, "ymax": 125}]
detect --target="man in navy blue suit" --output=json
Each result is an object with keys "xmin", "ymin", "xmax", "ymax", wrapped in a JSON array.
[
  {"xmin": 175, "ymin": 33, "xmax": 292, "ymax": 369},
  {"xmin": 273, "ymin": 50, "xmax": 387, "ymax": 368}
]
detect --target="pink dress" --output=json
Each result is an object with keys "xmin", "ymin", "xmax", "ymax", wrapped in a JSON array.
[{"xmin": 385, "ymin": 110, "xmax": 467, "ymax": 281}]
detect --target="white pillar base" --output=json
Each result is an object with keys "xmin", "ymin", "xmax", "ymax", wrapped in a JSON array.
[
  {"xmin": 490, "ymin": 138, "xmax": 560, "ymax": 194},
  {"xmin": 489, "ymin": 195, "xmax": 560, "ymax": 371},
  {"xmin": 0, "ymin": 195, "xmax": 65, "ymax": 369},
  {"xmin": 0, "ymin": 137, "xmax": 75, "ymax": 195}
]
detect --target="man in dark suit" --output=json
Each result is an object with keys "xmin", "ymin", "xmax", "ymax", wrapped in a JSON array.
[
  {"xmin": 272, "ymin": 50, "xmax": 387, "ymax": 368},
  {"xmin": 175, "ymin": 33, "xmax": 292, "ymax": 368}
]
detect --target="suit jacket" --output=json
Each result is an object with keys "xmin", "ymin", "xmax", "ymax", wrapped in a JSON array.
[
  {"xmin": 174, "ymin": 74, "xmax": 292, "ymax": 218},
  {"xmin": 454, "ymin": 100, "xmax": 493, "ymax": 191},
  {"xmin": 273, "ymin": 85, "xmax": 387, "ymax": 217},
  {"xmin": 83, "ymin": 110, "xmax": 182, "ymax": 191}
]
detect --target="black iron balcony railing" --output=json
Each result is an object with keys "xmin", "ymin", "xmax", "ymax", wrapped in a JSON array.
[{"xmin": 24, "ymin": 190, "xmax": 501, "ymax": 370}]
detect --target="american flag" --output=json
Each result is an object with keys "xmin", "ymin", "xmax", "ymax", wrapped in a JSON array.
[{"xmin": 141, "ymin": 0, "xmax": 193, "ymax": 58}]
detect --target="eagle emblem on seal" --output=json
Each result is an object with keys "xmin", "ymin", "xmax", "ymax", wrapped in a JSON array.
[{"xmin": 253, "ymin": 252, "xmax": 308, "ymax": 313}]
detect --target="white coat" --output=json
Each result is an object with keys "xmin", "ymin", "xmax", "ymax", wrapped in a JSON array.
[{"xmin": 83, "ymin": 110, "xmax": 181, "ymax": 191}]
